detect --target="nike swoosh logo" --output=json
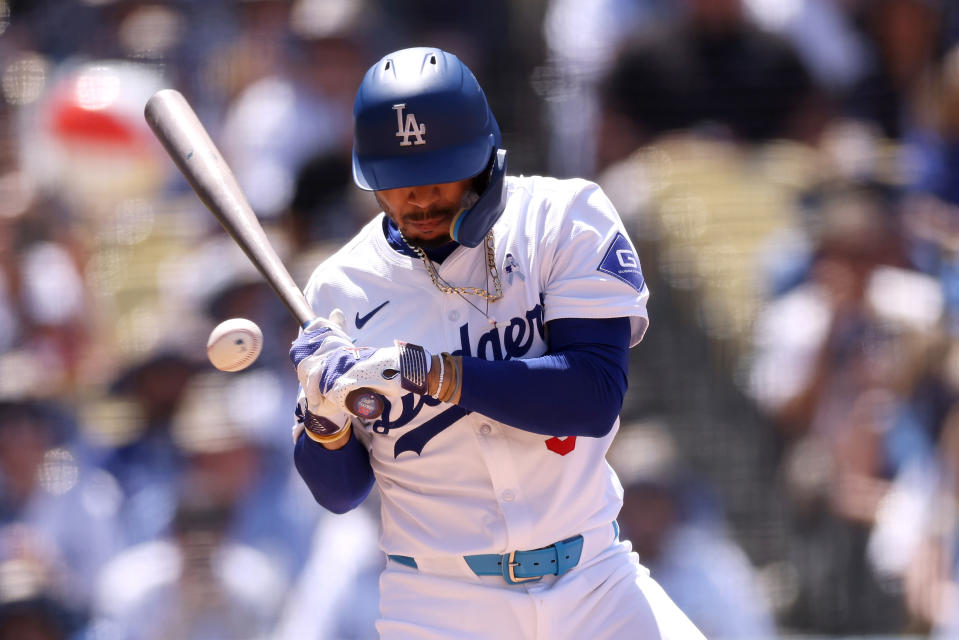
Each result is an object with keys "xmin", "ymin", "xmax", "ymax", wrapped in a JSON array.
[{"xmin": 355, "ymin": 300, "xmax": 390, "ymax": 329}]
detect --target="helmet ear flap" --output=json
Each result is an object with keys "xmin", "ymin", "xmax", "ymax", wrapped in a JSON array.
[
  {"xmin": 450, "ymin": 149, "xmax": 508, "ymax": 248},
  {"xmin": 470, "ymin": 148, "xmax": 496, "ymax": 196}
]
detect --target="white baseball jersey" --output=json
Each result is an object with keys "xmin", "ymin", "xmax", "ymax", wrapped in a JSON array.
[
  {"xmin": 299, "ymin": 175, "xmax": 649, "ymax": 560},
  {"xmin": 296, "ymin": 175, "xmax": 709, "ymax": 639}
]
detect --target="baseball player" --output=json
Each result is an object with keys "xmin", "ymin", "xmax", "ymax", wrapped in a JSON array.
[{"xmin": 289, "ymin": 47, "xmax": 705, "ymax": 639}]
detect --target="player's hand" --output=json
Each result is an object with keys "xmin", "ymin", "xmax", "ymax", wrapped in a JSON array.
[
  {"xmin": 290, "ymin": 309, "xmax": 352, "ymax": 401},
  {"xmin": 294, "ymin": 394, "xmax": 353, "ymax": 447},
  {"xmin": 320, "ymin": 341, "xmax": 432, "ymax": 417},
  {"xmin": 290, "ymin": 309, "xmax": 356, "ymax": 445},
  {"xmin": 290, "ymin": 309, "xmax": 353, "ymax": 369}
]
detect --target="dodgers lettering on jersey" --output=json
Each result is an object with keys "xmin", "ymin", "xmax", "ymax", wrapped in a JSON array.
[
  {"xmin": 450, "ymin": 299, "xmax": 545, "ymax": 360},
  {"xmin": 299, "ymin": 176, "xmax": 648, "ymax": 558}
]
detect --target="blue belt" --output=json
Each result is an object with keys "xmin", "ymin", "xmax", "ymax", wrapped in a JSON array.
[{"xmin": 388, "ymin": 534, "xmax": 584, "ymax": 585}]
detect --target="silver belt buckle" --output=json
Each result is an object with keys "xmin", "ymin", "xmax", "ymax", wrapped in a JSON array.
[{"xmin": 504, "ymin": 550, "xmax": 540, "ymax": 585}]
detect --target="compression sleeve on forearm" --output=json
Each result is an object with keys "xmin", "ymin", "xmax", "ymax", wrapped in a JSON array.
[
  {"xmin": 293, "ymin": 429, "xmax": 374, "ymax": 514},
  {"xmin": 457, "ymin": 316, "xmax": 630, "ymax": 438}
]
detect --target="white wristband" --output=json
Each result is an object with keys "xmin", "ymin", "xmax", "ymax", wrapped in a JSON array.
[{"xmin": 434, "ymin": 354, "xmax": 446, "ymax": 399}]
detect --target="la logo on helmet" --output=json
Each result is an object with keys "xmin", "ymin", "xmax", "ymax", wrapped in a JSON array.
[{"xmin": 393, "ymin": 103, "xmax": 426, "ymax": 146}]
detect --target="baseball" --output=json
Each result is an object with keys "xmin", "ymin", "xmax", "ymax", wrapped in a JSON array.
[{"xmin": 206, "ymin": 318, "xmax": 263, "ymax": 372}]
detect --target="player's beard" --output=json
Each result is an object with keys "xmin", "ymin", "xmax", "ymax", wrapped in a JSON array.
[
  {"xmin": 377, "ymin": 193, "xmax": 473, "ymax": 249},
  {"xmin": 396, "ymin": 206, "xmax": 459, "ymax": 248}
]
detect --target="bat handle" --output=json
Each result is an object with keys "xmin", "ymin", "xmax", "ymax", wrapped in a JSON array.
[{"xmin": 346, "ymin": 388, "xmax": 386, "ymax": 420}]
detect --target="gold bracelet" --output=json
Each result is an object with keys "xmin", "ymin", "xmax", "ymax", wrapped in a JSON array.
[
  {"xmin": 449, "ymin": 356, "xmax": 463, "ymax": 404},
  {"xmin": 437, "ymin": 353, "xmax": 455, "ymax": 403},
  {"xmin": 304, "ymin": 423, "xmax": 352, "ymax": 449}
]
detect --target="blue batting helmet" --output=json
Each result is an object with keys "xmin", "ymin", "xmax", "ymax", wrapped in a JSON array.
[{"xmin": 352, "ymin": 47, "xmax": 508, "ymax": 248}]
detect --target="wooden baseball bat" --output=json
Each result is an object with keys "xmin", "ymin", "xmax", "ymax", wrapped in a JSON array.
[
  {"xmin": 144, "ymin": 89, "xmax": 314, "ymax": 326},
  {"xmin": 143, "ymin": 88, "xmax": 384, "ymax": 420}
]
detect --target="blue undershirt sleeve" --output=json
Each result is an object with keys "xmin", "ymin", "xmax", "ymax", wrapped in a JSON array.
[
  {"xmin": 293, "ymin": 428, "xmax": 374, "ymax": 514},
  {"xmin": 457, "ymin": 316, "xmax": 631, "ymax": 438}
]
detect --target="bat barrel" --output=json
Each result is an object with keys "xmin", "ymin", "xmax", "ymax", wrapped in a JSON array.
[{"xmin": 144, "ymin": 89, "xmax": 316, "ymax": 326}]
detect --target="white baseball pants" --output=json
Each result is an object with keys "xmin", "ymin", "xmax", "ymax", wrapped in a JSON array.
[{"xmin": 376, "ymin": 533, "xmax": 706, "ymax": 639}]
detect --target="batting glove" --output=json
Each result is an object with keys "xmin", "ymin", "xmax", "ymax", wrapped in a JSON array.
[
  {"xmin": 290, "ymin": 310, "xmax": 356, "ymax": 444},
  {"xmin": 316, "ymin": 341, "xmax": 432, "ymax": 418},
  {"xmin": 290, "ymin": 310, "xmax": 353, "ymax": 371},
  {"xmin": 293, "ymin": 394, "xmax": 353, "ymax": 444}
]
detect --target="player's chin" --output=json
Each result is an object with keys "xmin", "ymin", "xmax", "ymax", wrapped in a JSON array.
[
  {"xmin": 401, "ymin": 219, "xmax": 455, "ymax": 248},
  {"xmin": 407, "ymin": 231, "xmax": 454, "ymax": 249}
]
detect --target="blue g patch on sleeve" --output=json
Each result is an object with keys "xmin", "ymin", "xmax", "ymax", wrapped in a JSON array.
[{"xmin": 597, "ymin": 232, "xmax": 645, "ymax": 292}]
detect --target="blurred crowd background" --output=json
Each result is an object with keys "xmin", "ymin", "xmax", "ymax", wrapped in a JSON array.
[{"xmin": 2, "ymin": 0, "xmax": 959, "ymax": 638}]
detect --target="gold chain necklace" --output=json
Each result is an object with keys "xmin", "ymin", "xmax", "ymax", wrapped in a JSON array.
[{"xmin": 399, "ymin": 229, "xmax": 503, "ymax": 302}]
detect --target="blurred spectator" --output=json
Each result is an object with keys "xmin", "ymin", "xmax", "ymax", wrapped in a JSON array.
[
  {"xmin": 219, "ymin": 0, "xmax": 369, "ymax": 220},
  {"xmin": 598, "ymin": 131, "xmax": 821, "ymax": 360},
  {"xmin": 546, "ymin": 0, "xmax": 824, "ymax": 176},
  {"xmin": 0, "ymin": 530, "xmax": 88, "ymax": 640},
  {"xmin": 609, "ymin": 419, "xmax": 777, "ymax": 639},
  {"xmin": 749, "ymin": 179, "xmax": 921, "ymax": 436},
  {"xmin": 19, "ymin": 59, "xmax": 169, "ymax": 211},
  {"xmin": 94, "ymin": 491, "xmax": 287, "ymax": 640},
  {"xmin": 743, "ymin": 0, "xmax": 869, "ymax": 93},
  {"xmin": 597, "ymin": 0, "xmax": 824, "ymax": 171},
  {"xmin": 853, "ymin": 393, "xmax": 959, "ymax": 635},
  {"xmin": 92, "ymin": 366, "xmax": 383, "ymax": 638},
  {"xmin": 208, "ymin": 0, "xmax": 299, "ymax": 100},
  {"xmin": 287, "ymin": 150, "xmax": 378, "ymax": 250},
  {"xmin": 0, "ymin": 197, "xmax": 90, "ymax": 395},
  {"xmin": 911, "ymin": 402, "xmax": 959, "ymax": 636},
  {"xmin": 907, "ymin": 43, "xmax": 959, "ymax": 207},
  {"xmin": 747, "ymin": 178, "xmax": 949, "ymax": 632},
  {"xmin": 271, "ymin": 498, "xmax": 383, "ymax": 640},
  {"xmin": 94, "ymin": 370, "xmax": 320, "ymax": 638},
  {"xmin": 0, "ymin": 400, "xmax": 121, "ymax": 612},
  {"xmin": 542, "ymin": 0, "xmax": 676, "ymax": 177},
  {"xmin": 99, "ymin": 347, "xmax": 198, "ymax": 547},
  {"xmin": 842, "ymin": 0, "xmax": 947, "ymax": 141},
  {"xmin": 167, "ymin": 371, "xmax": 318, "ymax": 579},
  {"xmin": 594, "ymin": 26, "xmax": 701, "ymax": 169}
]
